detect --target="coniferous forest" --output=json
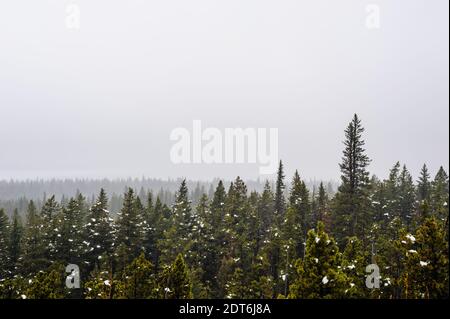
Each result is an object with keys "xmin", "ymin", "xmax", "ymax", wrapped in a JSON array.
[{"xmin": 0, "ymin": 114, "xmax": 448, "ymax": 299}]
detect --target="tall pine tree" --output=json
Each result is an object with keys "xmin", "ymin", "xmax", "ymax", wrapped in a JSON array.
[{"xmin": 332, "ymin": 114, "xmax": 371, "ymax": 245}]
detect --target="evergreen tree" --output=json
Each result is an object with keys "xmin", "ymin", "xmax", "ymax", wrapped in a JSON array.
[
  {"xmin": 430, "ymin": 167, "xmax": 449, "ymax": 225},
  {"xmin": 316, "ymin": 182, "xmax": 329, "ymax": 228},
  {"xmin": 398, "ymin": 165, "xmax": 416, "ymax": 229},
  {"xmin": 374, "ymin": 221, "xmax": 409, "ymax": 299},
  {"xmin": 417, "ymin": 164, "xmax": 431, "ymax": 202},
  {"xmin": 0, "ymin": 209, "xmax": 10, "ymax": 279},
  {"xmin": 274, "ymin": 160, "xmax": 286, "ymax": 219},
  {"xmin": 160, "ymin": 254, "xmax": 193, "ymax": 299},
  {"xmin": 257, "ymin": 181, "xmax": 275, "ymax": 252},
  {"xmin": 84, "ymin": 264, "xmax": 124, "ymax": 299},
  {"xmin": 8, "ymin": 209, "xmax": 23, "ymax": 276},
  {"xmin": 54, "ymin": 198, "xmax": 85, "ymax": 264},
  {"xmin": 22, "ymin": 200, "xmax": 47, "ymax": 275},
  {"xmin": 371, "ymin": 177, "xmax": 389, "ymax": 227},
  {"xmin": 147, "ymin": 196, "xmax": 169, "ymax": 272},
  {"xmin": 404, "ymin": 218, "xmax": 448, "ymax": 298},
  {"xmin": 210, "ymin": 180, "xmax": 227, "ymax": 232},
  {"xmin": 341, "ymin": 237, "xmax": 368, "ymax": 298},
  {"xmin": 160, "ymin": 179, "xmax": 193, "ymax": 265},
  {"xmin": 120, "ymin": 252, "xmax": 157, "ymax": 299},
  {"xmin": 24, "ymin": 263, "xmax": 66, "ymax": 299},
  {"xmin": 208, "ymin": 180, "xmax": 227, "ymax": 297},
  {"xmin": 191, "ymin": 194, "xmax": 216, "ymax": 298},
  {"xmin": 84, "ymin": 189, "xmax": 115, "ymax": 272},
  {"xmin": 288, "ymin": 222, "xmax": 348, "ymax": 298},
  {"xmin": 40, "ymin": 196, "xmax": 61, "ymax": 263},
  {"xmin": 285, "ymin": 170, "xmax": 310, "ymax": 259},
  {"xmin": 332, "ymin": 114, "xmax": 371, "ymax": 245},
  {"xmin": 115, "ymin": 188, "xmax": 145, "ymax": 265}
]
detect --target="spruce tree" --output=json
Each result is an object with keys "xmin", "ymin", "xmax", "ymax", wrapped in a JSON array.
[
  {"xmin": 398, "ymin": 165, "xmax": 416, "ymax": 229},
  {"xmin": 404, "ymin": 217, "xmax": 448, "ymax": 298},
  {"xmin": 288, "ymin": 222, "xmax": 348, "ymax": 298},
  {"xmin": 417, "ymin": 164, "xmax": 431, "ymax": 202},
  {"xmin": 341, "ymin": 237, "xmax": 368, "ymax": 298},
  {"xmin": 316, "ymin": 182, "xmax": 329, "ymax": 224},
  {"xmin": 191, "ymin": 194, "xmax": 216, "ymax": 297},
  {"xmin": 160, "ymin": 253, "xmax": 193, "ymax": 299},
  {"xmin": 332, "ymin": 114, "xmax": 371, "ymax": 245},
  {"xmin": 274, "ymin": 160, "xmax": 286, "ymax": 220},
  {"xmin": 208, "ymin": 181, "xmax": 227, "ymax": 297},
  {"xmin": 430, "ymin": 166, "xmax": 449, "ymax": 225},
  {"xmin": 8, "ymin": 209, "xmax": 23, "ymax": 276},
  {"xmin": 24, "ymin": 263, "xmax": 66, "ymax": 299},
  {"xmin": 54, "ymin": 198, "xmax": 85, "ymax": 264},
  {"xmin": 160, "ymin": 179, "xmax": 193, "ymax": 265},
  {"xmin": 40, "ymin": 196, "xmax": 61, "ymax": 263},
  {"xmin": 84, "ymin": 189, "xmax": 115, "ymax": 272},
  {"xmin": 0, "ymin": 209, "xmax": 10, "ymax": 279},
  {"xmin": 257, "ymin": 181, "xmax": 275, "ymax": 251},
  {"xmin": 22, "ymin": 200, "xmax": 47, "ymax": 275},
  {"xmin": 115, "ymin": 188, "xmax": 145, "ymax": 265},
  {"xmin": 121, "ymin": 252, "xmax": 157, "ymax": 299},
  {"xmin": 146, "ymin": 196, "xmax": 168, "ymax": 272},
  {"xmin": 285, "ymin": 170, "xmax": 310, "ymax": 259}
]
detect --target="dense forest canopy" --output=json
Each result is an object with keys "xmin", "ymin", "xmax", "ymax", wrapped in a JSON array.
[{"xmin": 0, "ymin": 114, "xmax": 448, "ymax": 299}]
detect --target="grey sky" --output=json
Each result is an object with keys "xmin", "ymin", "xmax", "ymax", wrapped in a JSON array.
[{"xmin": 0, "ymin": 0, "xmax": 448, "ymax": 182}]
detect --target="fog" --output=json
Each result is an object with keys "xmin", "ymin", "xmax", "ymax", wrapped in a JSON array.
[{"xmin": 0, "ymin": 0, "xmax": 448, "ymax": 181}]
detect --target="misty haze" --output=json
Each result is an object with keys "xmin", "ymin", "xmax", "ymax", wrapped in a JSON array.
[{"xmin": 0, "ymin": 0, "xmax": 448, "ymax": 182}]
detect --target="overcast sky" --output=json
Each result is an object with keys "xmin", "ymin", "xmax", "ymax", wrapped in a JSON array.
[{"xmin": 0, "ymin": 0, "xmax": 448, "ymax": 182}]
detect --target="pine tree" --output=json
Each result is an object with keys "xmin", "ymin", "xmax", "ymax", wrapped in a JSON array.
[
  {"xmin": 417, "ymin": 164, "xmax": 431, "ymax": 202},
  {"xmin": 84, "ymin": 260, "xmax": 124, "ymax": 300},
  {"xmin": 223, "ymin": 177, "xmax": 249, "ymax": 258},
  {"xmin": 146, "ymin": 196, "xmax": 169, "ymax": 272},
  {"xmin": 84, "ymin": 189, "xmax": 115, "ymax": 272},
  {"xmin": 332, "ymin": 114, "xmax": 371, "ymax": 245},
  {"xmin": 288, "ymin": 222, "xmax": 348, "ymax": 298},
  {"xmin": 54, "ymin": 198, "xmax": 85, "ymax": 264},
  {"xmin": 371, "ymin": 177, "xmax": 389, "ymax": 227},
  {"xmin": 160, "ymin": 253, "xmax": 193, "ymax": 299},
  {"xmin": 210, "ymin": 180, "xmax": 227, "ymax": 232},
  {"xmin": 40, "ymin": 196, "xmax": 61, "ymax": 263},
  {"xmin": 22, "ymin": 200, "xmax": 47, "ymax": 275},
  {"xmin": 191, "ymin": 194, "xmax": 216, "ymax": 297},
  {"xmin": 160, "ymin": 180, "xmax": 193, "ymax": 265},
  {"xmin": 208, "ymin": 180, "xmax": 227, "ymax": 297},
  {"xmin": 341, "ymin": 237, "xmax": 368, "ymax": 298},
  {"xmin": 374, "ymin": 222, "xmax": 409, "ymax": 299},
  {"xmin": 398, "ymin": 165, "xmax": 416, "ymax": 229},
  {"xmin": 115, "ymin": 188, "xmax": 145, "ymax": 266},
  {"xmin": 24, "ymin": 263, "xmax": 66, "ymax": 299},
  {"xmin": 285, "ymin": 170, "xmax": 310, "ymax": 259},
  {"xmin": 404, "ymin": 217, "xmax": 448, "ymax": 298},
  {"xmin": 430, "ymin": 166, "xmax": 449, "ymax": 225},
  {"xmin": 316, "ymin": 182, "xmax": 329, "ymax": 227},
  {"xmin": 257, "ymin": 181, "xmax": 274, "ymax": 251},
  {"xmin": 8, "ymin": 209, "xmax": 23, "ymax": 276},
  {"xmin": 120, "ymin": 252, "xmax": 157, "ymax": 299},
  {"xmin": 274, "ymin": 160, "xmax": 286, "ymax": 220},
  {"xmin": 0, "ymin": 209, "xmax": 10, "ymax": 279},
  {"xmin": 0, "ymin": 276, "xmax": 26, "ymax": 299}
]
